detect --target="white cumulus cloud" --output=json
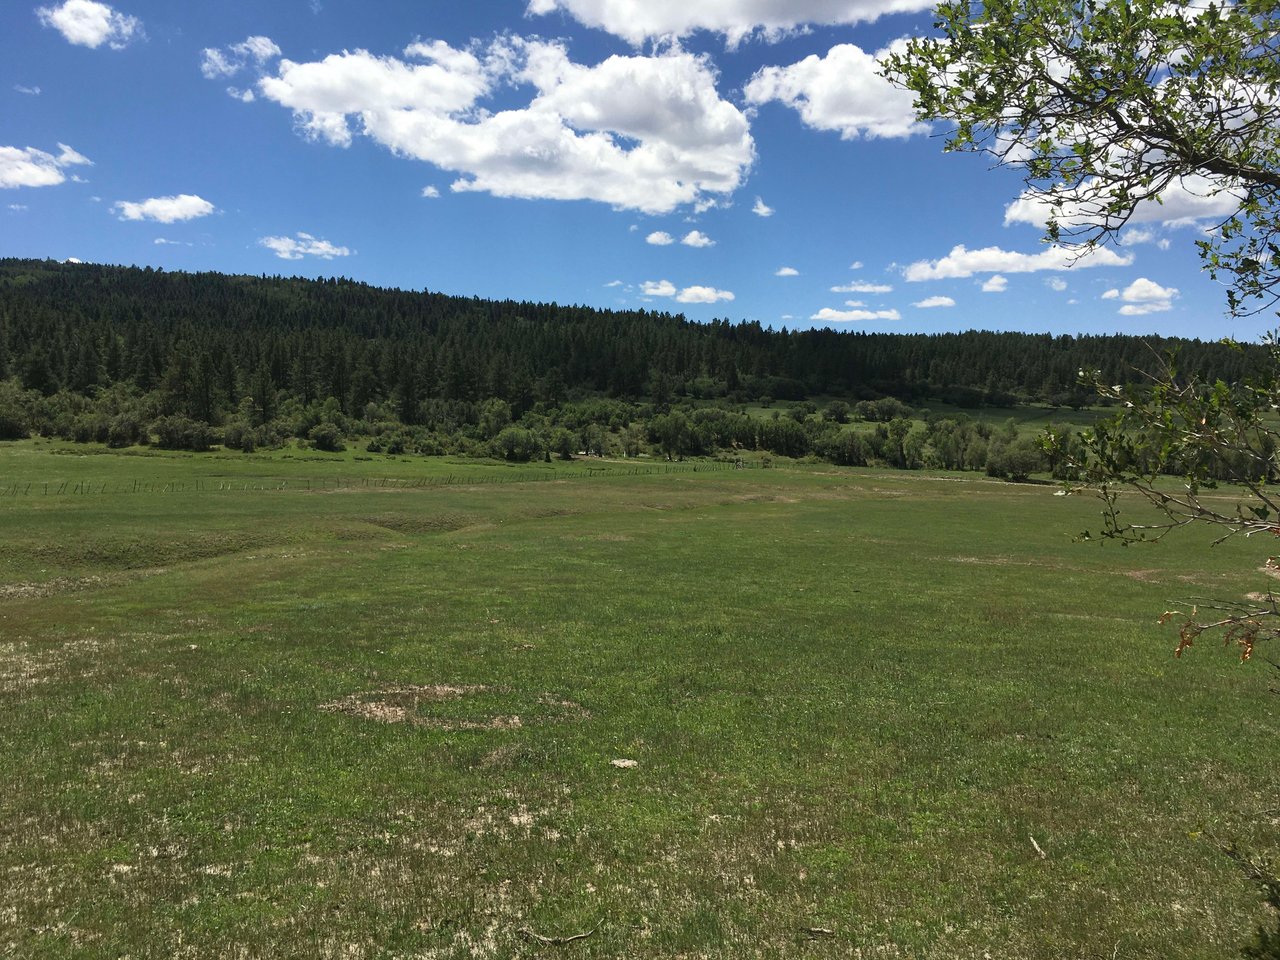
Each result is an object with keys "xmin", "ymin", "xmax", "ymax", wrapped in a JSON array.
[
  {"xmin": 903, "ymin": 244, "xmax": 1132, "ymax": 281},
  {"xmin": 0, "ymin": 142, "xmax": 92, "ymax": 189},
  {"xmin": 752, "ymin": 197, "xmax": 774, "ymax": 217},
  {"xmin": 676, "ymin": 285, "xmax": 734, "ymax": 303},
  {"xmin": 526, "ymin": 0, "xmax": 933, "ymax": 46},
  {"xmin": 1004, "ymin": 174, "xmax": 1243, "ymax": 232},
  {"xmin": 421, "ymin": 185, "xmax": 440, "ymax": 198},
  {"xmin": 15, "ymin": 85, "xmax": 41, "ymax": 96},
  {"xmin": 201, "ymin": 35, "xmax": 281, "ymax": 79},
  {"xmin": 113, "ymin": 194, "xmax": 215, "ymax": 223},
  {"xmin": 640, "ymin": 279, "xmax": 733, "ymax": 303},
  {"xmin": 1120, "ymin": 226, "xmax": 1156, "ymax": 246},
  {"xmin": 646, "ymin": 231, "xmax": 675, "ymax": 246},
  {"xmin": 246, "ymin": 37, "xmax": 753, "ymax": 214},
  {"xmin": 1101, "ymin": 277, "xmax": 1179, "ymax": 315},
  {"xmin": 259, "ymin": 232, "xmax": 351, "ymax": 260},
  {"xmin": 812, "ymin": 307, "xmax": 901, "ymax": 322},
  {"xmin": 981, "ymin": 275, "xmax": 1008, "ymax": 293},
  {"xmin": 745, "ymin": 41, "xmax": 926, "ymax": 140},
  {"xmin": 36, "ymin": 0, "xmax": 141, "ymax": 49},
  {"xmin": 641, "ymin": 279, "xmax": 677, "ymax": 297},
  {"xmin": 912, "ymin": 295, "xmax": 955, "ymax": 308},
  {"xmin": 775, "ymin": 266, "xmax": 799, "ymax": 277},
  {"xmin": 681, "ymin": 230, "xmax": 715, "ymax": 248}
]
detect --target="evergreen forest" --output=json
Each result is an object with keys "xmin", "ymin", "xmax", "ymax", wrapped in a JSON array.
[{"xmin": 0, "ymin": 258, "xmax": 1262, "ymax": 476}]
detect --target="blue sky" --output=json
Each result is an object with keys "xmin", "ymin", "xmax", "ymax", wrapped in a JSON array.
[{"xmin": 0, "ymin": 0, "xmax": 1262, "ymax": 339}]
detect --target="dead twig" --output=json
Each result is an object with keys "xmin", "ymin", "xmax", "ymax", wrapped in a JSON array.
[
  {"xmin": 518, "ymin": 922, "xmax": 601, "ymax": 946},
  {"xmin": 1030, "ymin": 835, "xmax": 1047, "ymax": 859},
  {"xmin": 804, "ymin": 927, "xmax": 837, "ymax": 939}
]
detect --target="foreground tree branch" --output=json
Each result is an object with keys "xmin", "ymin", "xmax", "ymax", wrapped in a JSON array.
[
  {"xmin": 1048, "ymin": 346, "xmax": 1280, "ymax": 659},
  {"xmin": 884, "ymin": 0, "xmax": 1280, "ymax": 316}
]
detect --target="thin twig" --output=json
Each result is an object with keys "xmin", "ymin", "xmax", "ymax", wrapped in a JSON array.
[{"xmin": 518, "ymin": 922, "xmax": 601, "ymax": 946}]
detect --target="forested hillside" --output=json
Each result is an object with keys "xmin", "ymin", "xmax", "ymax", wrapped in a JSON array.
[{"xmin": 0, "ymin": 258, "xmax": 1262, "ymax": 473}]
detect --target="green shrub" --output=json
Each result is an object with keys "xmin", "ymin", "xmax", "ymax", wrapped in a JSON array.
[
  {"xmin": 308, "ymin": 422, "xmax": 346, "ymax": 452},
  {"xmin": 152, "ymin": 415, "xmax": 215, "ymax": 451},
  {"xmin": 106, "ymin": 413, "xmax": 147, "ymax": 448},
  {"xmin": 0, "ymin": 381, "xmax": 33, "ymax": 440},
  {"xmin": 986, "ymin": 437, "xmax": 1046, "ymax": 480},
  {"xmin": 491, "ymin": 425, "xmax": 542, "ymax": 462}
]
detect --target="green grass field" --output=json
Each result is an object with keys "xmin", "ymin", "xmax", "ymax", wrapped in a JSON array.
[{"xmin": 2, "ymin": 440, "xmax": 1277, "ymax": 959}]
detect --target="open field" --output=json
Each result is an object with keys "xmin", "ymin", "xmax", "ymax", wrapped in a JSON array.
[{"xmin": 1, "ymin": 440, "xmax": 1277, "ymax": 959}]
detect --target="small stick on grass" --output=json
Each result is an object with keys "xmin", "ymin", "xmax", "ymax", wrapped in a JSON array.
[
  {"xmin": 805, "ymin": 927, "xmax": 837, "ymax": 939},
  {"xmin": 518, "ymin": 922, "xmax": 601, "ymax": 946},
  {"xmin": 1030, "ymin": 835, "xmax": 1047, "ymax": 859}
]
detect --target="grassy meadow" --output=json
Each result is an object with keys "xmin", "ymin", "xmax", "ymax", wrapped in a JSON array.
[{"xmin": 1, "ymin": 439, "xmax": 1278, "ymax": 959}]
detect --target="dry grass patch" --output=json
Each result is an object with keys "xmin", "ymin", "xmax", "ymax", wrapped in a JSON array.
[
  {"xmin": 318, "ymin": 684, "xmax": 588, "ymax": 731},
  {"xmin": 0, "ymin": 637, "xmax": 107, "ymax": 693},
  {"xmin": 319, "ymin": 684, "xmax": 486, "ymax": 726}
]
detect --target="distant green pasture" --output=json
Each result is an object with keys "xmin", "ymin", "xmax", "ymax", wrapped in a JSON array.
[{"xmin": 1, "ymin": 440, "xmax": 1276, "ymax": 959}]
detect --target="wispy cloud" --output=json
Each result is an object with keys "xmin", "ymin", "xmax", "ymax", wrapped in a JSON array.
[
  {"xmin": 831, "ymin": 281, "xmax": 892, "ymax": 294},
  {"xmin": 200, "ymin": 36, "xmax": 281, "ymax": 79},
  {"xmin": 811, "ymin": 307, "xmax": 901, "ymax": 323}
]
